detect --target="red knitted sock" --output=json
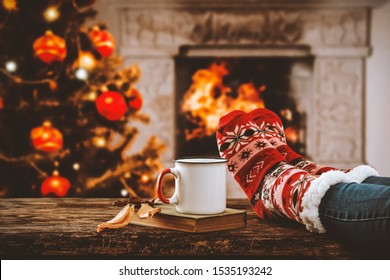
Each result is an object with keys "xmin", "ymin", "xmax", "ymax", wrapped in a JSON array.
[
  {"xmin": 215, "ymin": 110, "xmax": 373, "ymax": 232},
  {"xmin": 217, "ymin": 110, "xmax": 320, "ymax": 225},
  {"xmin": 258, "ymin": 162, "xmax": 317, "ymax": 223},
  {"xmin": 249, "ymin": 108, "xmax": 339, "ymax": 175},
  {"xmin": 217, "ymin": 110, "xmax": 283, "ymax": 219}
]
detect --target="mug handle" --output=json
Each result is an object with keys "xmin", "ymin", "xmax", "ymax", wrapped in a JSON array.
[{"xmin": 156, "ymin": 167, "xmax": 179, "ymax": 204}]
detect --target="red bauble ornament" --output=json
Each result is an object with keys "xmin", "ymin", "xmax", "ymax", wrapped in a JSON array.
[
  {"xmin": 96, "ymin": 91, "xmax": 127, "ymax": 121},
  {"xmin": 30, "ymin": 121, "xmax": 63, "ymax": 152},
  {"xmin": 88, "ymin": 26, "xmax": 115, "ymax": 58},
  {"xmin": 41, "ymin": 171, "xmax": 71, "ymax": 197},
  {"xmin": 33, "ymin": 30, "xmax": 67, "ymax": 64},
  {"xmin": 126, "ymin": 88, "xmax": 143, "ymax": 111}
]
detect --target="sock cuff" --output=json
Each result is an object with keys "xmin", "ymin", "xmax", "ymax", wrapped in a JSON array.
[
  {"xmin": 300, "ymin": 170, "xmax": 352, "ymax": 233},
  {"xmin": 300, "ymin": 165, "xmax": 379, "ymax": 233},
  {"xmin": 344, "ymin": 165, "xmax": 379, "ymax": 182}
]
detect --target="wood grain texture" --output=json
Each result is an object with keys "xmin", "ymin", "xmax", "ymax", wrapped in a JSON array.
[{"xmin": 0, "ymin": 198, "xmax": 384, "ymax": 259}]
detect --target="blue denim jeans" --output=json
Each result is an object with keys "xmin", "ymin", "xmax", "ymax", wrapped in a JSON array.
[{"xmin": 318, "ymin": 176, "xmax": 390, "ymax": 251}]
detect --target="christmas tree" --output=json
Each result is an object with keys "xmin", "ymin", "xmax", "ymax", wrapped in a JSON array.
[{"xmin": 0, "ymin": 0, "xmax": 165, "ymax": 198}]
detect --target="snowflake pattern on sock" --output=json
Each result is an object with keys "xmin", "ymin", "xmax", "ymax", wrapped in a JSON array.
[
  {"xmin": 255, "ymin": 140, "xmax": 267, "ymax": 149},
  {"xmin": 218, "ymin": 122, "xmax": 258, "ymax": 156},
  {"xmin": 219, "ymin": 123, "xmax": 274, "ymax": 177},
  {"xmin": 249, "ymin": 108, "xmax": 345, "ymax": 175},
  {"xmin": 218, "ymin": 110, "xmax": 320, "ymax": 222},
  {"xmin": 239, "ymin": 148, "xmax": 253, "ymax": 162}
]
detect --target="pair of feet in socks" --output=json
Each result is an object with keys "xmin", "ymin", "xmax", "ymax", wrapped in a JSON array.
[{"xmin": 216, "ymin": 108, "xmax": 378, "ymax": 233}]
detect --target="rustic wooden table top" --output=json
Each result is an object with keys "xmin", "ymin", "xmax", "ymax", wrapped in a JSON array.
[{"xmin": 0, "ymin": 198, "xmax": 386, "ymax": 259}]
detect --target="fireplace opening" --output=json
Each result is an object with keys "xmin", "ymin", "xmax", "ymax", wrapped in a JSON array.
[{"xmin": 175, "ymin": 56, "xmax": 313, "ymax": 159}]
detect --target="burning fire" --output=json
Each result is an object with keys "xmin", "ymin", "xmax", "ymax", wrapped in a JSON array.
[{"xmin": 181, "ymin": 62, "xmax": 266, "ymax": 140}]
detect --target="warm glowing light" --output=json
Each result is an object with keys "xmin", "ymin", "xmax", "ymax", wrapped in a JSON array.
[
  {"xmin": 77, "ymin": 52, "xmax": 96, "ymax": 70},
  {"xmin": 104, "ymin": 97, "xmax": 113, "ymax": 104},
  {"xmin": 73, "ymin": 163, "xmax": 80, "ymax": 170},
  {"xmin": 5, "ymin": 61, "xmax": 17, "ymax": 72},
  {"xmin": 259, "ymin": 84, "xmax": 267, "ymax": 92},
  {"xmin": 92, "ymin": 136, "xmax": 106, "ymax": 147},
  {"xmin": 43, "ymin": 121, "xmax": 52, "ymax": 127},
  {"xmin": 140, "ymin": 174, "xmax": 150, "ymax": 183},
  {"xmin": 2, "ymin": 0, "xmax": 17, "ymax": 11},
  {"xmin": 48, "ymin": 80, "xmax": 58, "ymax": 91},
  {"xmin": 42, "ymin": 132, "xmax": 49, "ymax": 139},
  {"xmin": 43, "ymin": 6, "xmax": 60, "ymax": 22},
  {"xmin": 181, "ymin": 62, "xmax": 266, "ymax": 140},
  {"xmin": 124, "ymin": 172, "xmax": 131, "ymax": 178},
  {"xmin": 237, "ymin": 83, "xmax": 266, "ymax": 108},
  {"xmin": 75, "ymin": 68, "xmax": 89, "ymax": 80},
  {"xmin": 121, "ymin": 189, "xmax": 128, "ymax": 197},
  {"xmin": 87, "ymin": 91, "xmax": 97, "ymax": 101},
  {"xmin": 51, "ymin": 179, "xmax": 60, "ymax": 187},
  {"xmin": 285, "ymin": 126, "xmax": 299, "ymax": 144},
  {"xmin": 281, "ymin": 109, "xmax": 293, "ymax": 122},
  {"xmin": 95, "ymin": 138, "xmax": 106, "ymax": 147}
]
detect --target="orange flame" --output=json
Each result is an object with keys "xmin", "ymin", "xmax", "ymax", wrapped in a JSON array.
[
  {"xmin": 181, "ymin": 62, "xmax": 266, "ymax": 140},
  {"xmin": 285, "ymin": 126, "xmax": 299, "ymax": 144}
]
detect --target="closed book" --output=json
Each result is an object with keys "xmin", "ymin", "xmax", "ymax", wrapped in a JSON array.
[{"xmin": 131, "ymin": 204, "xmax": 246, "ymax": 233}]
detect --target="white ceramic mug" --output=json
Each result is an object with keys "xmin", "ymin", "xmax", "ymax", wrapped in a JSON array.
[{"xmin": 156, "ymin": 158, "xmax": 228, "ymax": 214}]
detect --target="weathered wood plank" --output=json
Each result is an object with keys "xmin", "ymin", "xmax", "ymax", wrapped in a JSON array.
[{"xmin": 0, "ymin": 198, "xmax": 384, "ymax": 259}]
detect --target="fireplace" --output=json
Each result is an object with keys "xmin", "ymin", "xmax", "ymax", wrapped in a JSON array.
[
  {"xmin": 103, "ymin": 0, "xmax": 383, "ymax": 196},
  {"xmin": 175, "ymin": 55, "xmax": 312, "ymax": 159}
]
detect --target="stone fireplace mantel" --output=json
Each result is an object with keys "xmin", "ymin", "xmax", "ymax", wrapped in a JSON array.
[{"xmin": 100, "ymin": 0, "xmax": 387, "ymax": 196}]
